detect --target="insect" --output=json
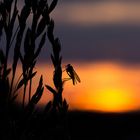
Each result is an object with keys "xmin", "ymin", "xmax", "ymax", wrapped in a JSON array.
[{"xmin": 65, "ymin": 64, "xmax": 81, "ymax": 85}]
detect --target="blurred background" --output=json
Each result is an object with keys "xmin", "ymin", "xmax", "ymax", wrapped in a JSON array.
[
  {"xmin": 48, "ymin": 0, "xmax": 140, "ymax": 112},
  {"xmin": 4, "ymin": 0, "xmax": 140, "ymax": 112}
]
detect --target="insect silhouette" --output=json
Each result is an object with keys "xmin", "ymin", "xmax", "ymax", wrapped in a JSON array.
[{"xmin": 65, "ymin": 64, "xmax": 81, "ymax": 85}]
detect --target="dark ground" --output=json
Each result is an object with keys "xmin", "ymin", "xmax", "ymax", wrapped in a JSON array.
[
  {"xmin": 66, "ymin": 111, "xmax": 140, "ymax": 140},
  {"xmin": 2, "ymin": 108, "xmax": 140, "ymax": 140}
]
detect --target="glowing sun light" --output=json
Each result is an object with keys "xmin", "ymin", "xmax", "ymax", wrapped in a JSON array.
[{"xmin": 90, "ymin": 88, "xmax": 134, "ymax": 112}]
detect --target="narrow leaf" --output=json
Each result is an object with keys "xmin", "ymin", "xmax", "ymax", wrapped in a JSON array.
[
  {"xmin": 0, "ymin": 49, "xmax": 5, "ymax": 64},
  {"xmin": 24, "ymin": 28, "xmax": 31, "ymax": 54},
  {"xmin": 12, "ymin": 22, "xmax": 26, "ymax": 76},
  {"xmin": 0, "ymin": 20, "xmax": 3, "ymax": 40},
  {"xmin": 45, "ymin": 85, "xmax": 57, "ymax": 95},
  {"xmin": 16, "ymin": 71, "xmax": 37, "ymax": 90},
  {"xmin": 54, "ymin": 38, "xmax": 61, "ymax": 53},
  {"xmin": 44, "ymin": 101, "xmax": 52, "ymax": 113},
  {"xmin": 30, "ymin": 76, "xmax": 44, "ymax": 104},
  {"xmin": 16, "ymin": 78, "xmax": 25, "ymax": 90},
  {"xmin": 48, "ymin": 0, "xmax": 58, "ymax": 13},
  {"xmin": 31, "ymin": 87, "xmax": 44, "ymax": 104},
  {"xmin": 5, "ymin": 68, "xmax": 11, "ymax": 77},
  {"xmin": 10, "ymin": 0, "xmax": 18, "ymax": 35},
  {"xmin": 47, "ymin": 19, "xmax": 54, "ymax": 43},
  {"xmin": 11, "ymin": 94, "xmax": 18, "ymax": 102},
  {"xmin": 51, "ymin": 54, "xmax": 55, "ymax": 66},
  {"xmin": 36, "ymin": 18, "xmax": 47, "ymax": 37},
  {"xmin": 34, "ymin": 32, "xmax": 46, "ymax": 59},
  {"xmin": 19, "ymin": 5, "xmax": 31, "ymax": 27},
  {"xmin": 63, "ymin": 99, "xmax": 69, "ymax": 110}
]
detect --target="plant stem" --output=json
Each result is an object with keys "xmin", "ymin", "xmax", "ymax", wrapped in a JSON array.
[
  {"xmin": 29, "ymin": 78, "xmax": 32, "ymax": 103},
  {"xmin": 22, "ymin": 83, "xmax": 27, "ymax": 109},
  {"xmin": 9, "ymin": 26, "xmax": 19, "ymax": 48},
  {"xmin": 9, "ymin": 74, "xmax": 15, "ymax": 99}
]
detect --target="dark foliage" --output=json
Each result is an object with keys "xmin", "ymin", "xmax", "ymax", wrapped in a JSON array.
[{"xmin": 0, "ymin": 0, "xmax": 80, "ymax": 139}]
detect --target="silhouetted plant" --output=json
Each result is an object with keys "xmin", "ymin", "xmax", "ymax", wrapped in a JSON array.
[{"xmin": 0, "ymin": 0, "xmax": 80, "ymax": 139}]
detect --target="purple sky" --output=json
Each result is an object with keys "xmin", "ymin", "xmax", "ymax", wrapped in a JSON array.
[
  {"xmin": 2, "ymin": 0, "xmax": 140, "ymax": 64},
  {"xmin": 39, "ymin": 0, "xmax": 140, "ymax": 63}
]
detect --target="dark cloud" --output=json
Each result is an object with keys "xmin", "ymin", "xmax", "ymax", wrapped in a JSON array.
[
  {"xmin": 4, "ymin": 24, "xmax": 140, "ymax": 64},
  {"xmin": 1, "ymin": 0, "xmax": 140, "ymax": 64},
  {"xmin": 52, "ymin": 24, "xmax": 140, "ymax": 63}
]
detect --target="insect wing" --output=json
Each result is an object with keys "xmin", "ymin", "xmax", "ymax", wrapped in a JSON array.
[
  {"xmin": 65, "ymin": 64, "xmax": 81, "ymax": 85},
  {"xmin": 73, "ymin": 70, "xmax": 81, "ymax": 83},
  {"xmin": 69, "ymin": 69, "xmax": 76, "ymax": 85}
]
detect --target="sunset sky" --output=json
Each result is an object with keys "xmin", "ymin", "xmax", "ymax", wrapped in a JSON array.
[{"xmin": 10, "ymin": 0, "xmax": 140, "ymax": 112}]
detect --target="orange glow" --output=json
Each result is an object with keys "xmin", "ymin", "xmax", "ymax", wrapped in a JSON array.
[
  {"xmin": 87, "ymin": 88, "xmax": 135, "ymax": 112},
  {"xmin": 16, "ymin": 62, "xmax": 140, "ymax": 113},
  {"xmin": 53, "ymin": 2, "xmax": 140, "ymax": 26}
]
